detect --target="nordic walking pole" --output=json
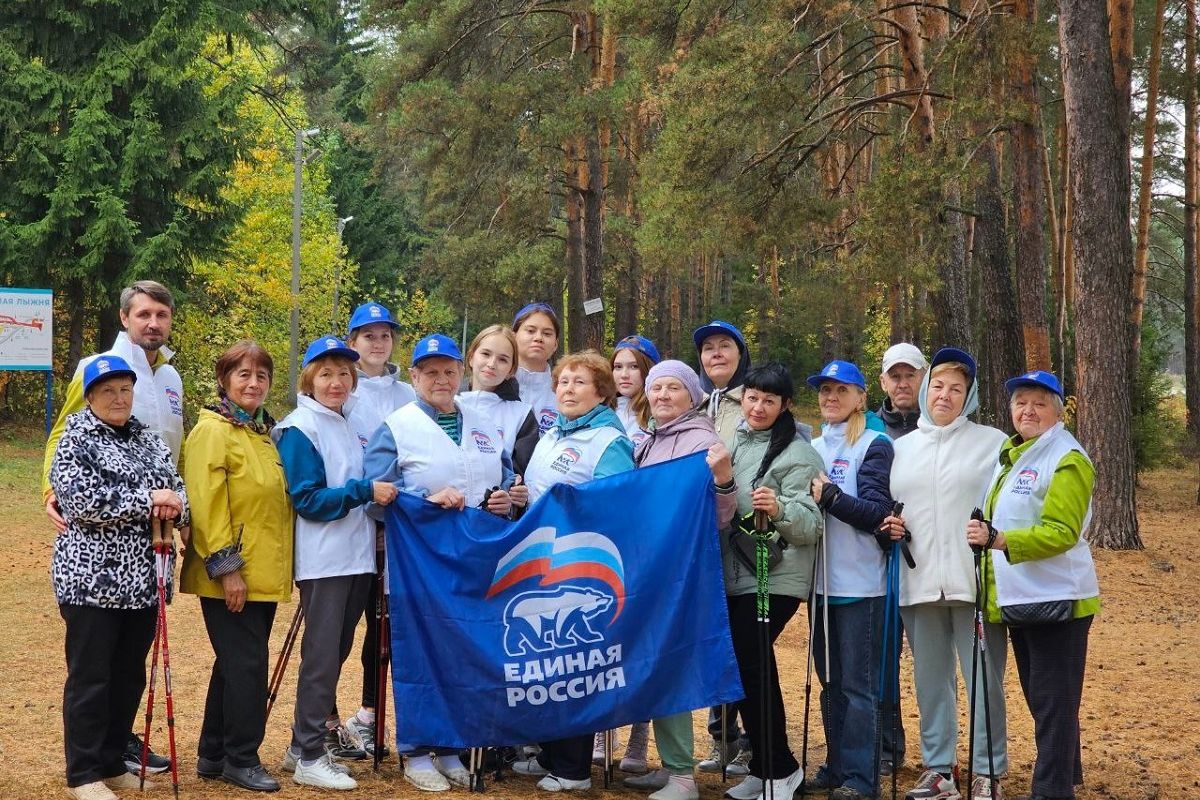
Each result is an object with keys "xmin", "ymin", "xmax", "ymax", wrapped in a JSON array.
[
  {"xmin": 969, "ymin": 508, "xmax": 997, "ymax": 797},
  {"xmin": 153, "ymin": 517, "xmax": 181, "ymax": 799},
  {"xmin": 266, "ymin": 603, "xmax": 304, "ymax": 722},
  {"xmin": 719, "ymin": 704, "xmax": 729, "ymax": 783},
  {"xmin": 140, "ymin": 517, "xmax": 165, "ymax": 791},
  {"xmin": 888, "ymin": 544, "xmax": 901, "ymax": 800},
  {"xmin": 872, "ymin": 544, "xmax": 893, "ymax": 799},
  {"xmin": 798, "ymin": 547, "xmax": 818, "ymax": 797},
  {"xmin": 374, "ymin": 541, "xmax": 389, "ymax": 771},
  {"xmin": 753, "ymin": 509, "xmax": 775, "ymax": 800},
  {"xmin": 603, "ymin": 729, "xmax": 614, "ymax": 789}
]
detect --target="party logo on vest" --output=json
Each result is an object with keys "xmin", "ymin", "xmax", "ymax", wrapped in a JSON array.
[
  {"xmin": 165, "ymin": 387, "xmax": 183, "ymax": 417},
  {"xmin": 471, "ymin": 428, "xmax": 497, "ymax": 454},
  {"xmin": 829, "ymin": 457, "xmax": 850, "ymax": 484},
  {"xmin": 1012, "ymin": 468, "xmax": 1038, "ymax": 496},
  {"xmin": 357, "ymin": 433, "xmax": 369, "ymax": 449},
  {"xmin": 550, "ymin": 446, "xmax": 581, "ymax": 474},
  {"xmin": 539, "ymin": 407, "xmax": 557, "ymax": 431},
  {"xmin": 486, "ymin": 527, "xmax": 625, "ymax": 658}
]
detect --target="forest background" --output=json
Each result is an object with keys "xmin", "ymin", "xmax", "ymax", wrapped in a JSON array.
[{"xmin": 2, "ymin": 0, "xmax": 1199, "ymax": 552}]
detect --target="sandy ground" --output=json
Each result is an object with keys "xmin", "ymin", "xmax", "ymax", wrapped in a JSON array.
[{"xmin": 1, "ymin": 424, "xmax": 1196, "ymax": 800}]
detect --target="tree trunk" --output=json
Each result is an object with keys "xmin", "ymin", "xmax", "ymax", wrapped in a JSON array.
[
  {"xmin": 1107, "ymin": 0, "xmax": 1133, "ymax": 154},
  {"xmin": 1185, "ymin": 0, "xmax": 1199, "ymax": 442},
  {"xmin": 1057, "ymin": 113, "xmax": 1074, "ymax": 377},
  {"xmin": 975, "ymin": 137, "xmax": 1025, "ymax": 431},
  {"xmin": 564, "ymin": 139, "xmax": 586, "ymax": 352},
  {"xmin": 1060, "ymin": 0, "xmax": 1142, "ymax": 549},
  {"xmin": 935, "ymin": 182, "xmax": 972, "ymax": 349},
  {"xmin": 1131, "ymin": 0, "xmax": 1168, "ymax": 361},
  {"xmin": 892, "ymin": 2, "xmax": 935, "ymax": 148},
  {"xmin": 66, "ymin": 282, "xmax": 86, "ymax": 379},
  {"xmin": 580, "ymin": 130, "xmax": 605, "ymax": 349},
  {"xmin": 1011, "ymin": 0, "xmax": 1051, "ymax": 371}
]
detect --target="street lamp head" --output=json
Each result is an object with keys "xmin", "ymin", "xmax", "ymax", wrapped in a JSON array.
[{"xmin": 300, "ymin": 127, "xmax": 321, "ymax": 138}]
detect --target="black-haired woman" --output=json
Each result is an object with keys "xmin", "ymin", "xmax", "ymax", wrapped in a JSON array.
[{"xmin": 721, "ymin": 363, "xmax": 824, "ymax": 800}]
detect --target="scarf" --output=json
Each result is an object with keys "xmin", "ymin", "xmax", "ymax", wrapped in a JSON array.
[{"xmin": 208, "ymin": 396, "xmax": 276, "ymax": 435}]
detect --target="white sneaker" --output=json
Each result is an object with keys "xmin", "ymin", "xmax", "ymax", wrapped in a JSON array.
[
  {"xmin": 433, "ymin": 754, "xmax": 472, "ymax": 788},
  {"xmin": 758, "ymin": 767, "xmax": 804, "ymax": 800},
  {"xmin": 620, "ymin": 722, "xmax": 651, "ymax": 773},
  {"xmin": 103, "ymin": 772, "xmax": 152, "ymax": 790},
  {"xmin": 537, "ymin": 774, "xmax": 593, "ymax": 792},
  {"xmin": 970, "ymin": 776, "xmax": 1002, "ymax": 800},
  {"xmin": 66, "ymin": 782, "xmax": 118, "ymax": 800},
  {"xmin": 293, "ymin": 754, "xmax": 358, "ymax": 790},
  {"xmin": 905, "ymin": 769, "xmax": 962, "ymax": 800},
  {"xmin": 727, "ymin": 746, "xmax": 752, "ymax": 776},
  {"xmin": 513, "ymin": 756, "xmax": 551, "ymax": 777},
  {"xmin": 649, "ymin": 774, "xmax": 699, "ymax": 800},
  {"xmin": 725, "ymin": 775, "xmax": 764, "ymax": 800},
  {"xmin": 404, "ymin": 760, "xmax": 451, "ymax": 792},
  {"xmin": 592, "ymin": 730, "xmax": 622, "ymax": 765},
  {"xmin": 281, "ymin": 746, "xmax": 350, "ymax": 775},
  {"xmin": 625, "ymin": 768, "xmax": 670, "ymax": 790}
]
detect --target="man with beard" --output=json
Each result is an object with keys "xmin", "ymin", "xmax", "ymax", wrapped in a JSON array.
[{"xmin": 42, "ymin": 280, "xmax": 184, "ymax": 781}]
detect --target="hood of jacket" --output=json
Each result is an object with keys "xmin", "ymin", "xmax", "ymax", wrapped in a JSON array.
[
  {"xmin": 635, "ymin": 409, "xmax": 719, "ymax": 466},
  {"xmin": 916, "ymin": 362, "xmax": 981, "ymax": 425}
]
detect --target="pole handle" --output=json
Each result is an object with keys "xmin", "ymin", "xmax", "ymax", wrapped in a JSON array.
[{"xmin": 152, "ymin": 516, "xmax": 172, "ymax": 549}]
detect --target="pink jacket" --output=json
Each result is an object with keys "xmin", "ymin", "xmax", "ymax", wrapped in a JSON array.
[{"xmin": 634, "ymin": 410, "xmax": 737, "ymax": 527}]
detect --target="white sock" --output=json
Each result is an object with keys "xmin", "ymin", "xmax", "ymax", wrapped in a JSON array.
[
  {"xmin": 407, "ymin": 754, "xmax": 435, "ymax": 772},
  {"xmin": 438, "ymin": 754, "xmax": 466, "ymax": 772},
  {"xmin": 355, "ymin": 708, "xmax": 376, "ymax": 725},
  {"xmin": 668, "ymin": 774, "xmax": 696, "ymax": 790}
]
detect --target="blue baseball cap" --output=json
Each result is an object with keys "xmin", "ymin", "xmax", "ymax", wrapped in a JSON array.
[
  {"xmin": 692, "ymin": 320, "xmax": 746, "ymax": 352},
  {"xmin": 615, "ymin": 334, "xmax": 661, "ymax": 364},
  {"xmin": 411, "ymin": 333, "xmax": 463, "ymax": 366},
  {"xmin": 806, "ymin": 360, "xmax": 867, "ymax": 391},
  {"xmin": 83, "ymin": 355, "xmax": 137, "ymax": 395},
  {"xmin": 512, "ymin": 302, "xmax": 561, "ymax": 335},
  {"xmin": 347, "ymin": 302, "xmax": 400, "ymax": 336},
  {"xmin": 302, "ymin": 336, "xmax": 360, "ymax": 368},
  {"xmin": 1004, "ymin": 369, "xmax": 1064, "ymax": 400},
  {"xmin": 930, "ymin": 347, "xmax": 977, "ymax": 382}
]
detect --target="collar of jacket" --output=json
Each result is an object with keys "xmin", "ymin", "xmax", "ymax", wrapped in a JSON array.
[
  {"xmin": 914, "ymin": 413, "xmax": 970, "ymax": 438},
  {"xmin": 553, "ymin": 403, "xmax": 624, "ymax": 435},
  {"xmin": 296, "ymin": 392, "xmax": 358, "ymax": 419},
  {"xmin": 877, "ymin": 397, "xmax": 919, "ymax": 430},
  {"xmin": 77, "ymin": 405, "xmax": 147, "ymax": 439},
  {"xmin": 112, "ymin": 330, "xmax": 174, "ymax": 370}
]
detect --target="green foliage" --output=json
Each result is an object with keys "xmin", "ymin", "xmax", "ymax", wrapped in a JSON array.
[{"xmin": 1132, "ymin": 315, "xmax": 1185, "ymax": 471}]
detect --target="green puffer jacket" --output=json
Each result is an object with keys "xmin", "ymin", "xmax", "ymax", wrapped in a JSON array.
[{"xmin": 723, "ymin": 424, "xmax": 825, "ymax": 599}]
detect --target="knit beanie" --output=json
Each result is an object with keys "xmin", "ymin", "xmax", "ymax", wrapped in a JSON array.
[{"xmin": 645, "ymin": 360, "xmax": 704, "ymax": 407}]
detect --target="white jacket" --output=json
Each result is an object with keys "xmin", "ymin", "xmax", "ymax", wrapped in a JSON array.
[
  {"xmin": 347, "ymin": 366, "xmax": 416, "ymax": 448},
  {"xmin": 890, "ymin": 414, "xmax": 1006, "ymax": 606}
]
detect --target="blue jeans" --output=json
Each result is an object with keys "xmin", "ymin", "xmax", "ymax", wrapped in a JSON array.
[{"xmin": 812, "ymin": 596, "xmax": 883, "ymax": 796}]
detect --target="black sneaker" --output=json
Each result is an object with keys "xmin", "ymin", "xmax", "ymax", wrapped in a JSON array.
[
  {"xmin": 324, "ymin": 724, "xmax": 366, "ymax": 760},
  {"xmin": 124, "ymin": 733, "xmax": 171, "ymax": 775}
]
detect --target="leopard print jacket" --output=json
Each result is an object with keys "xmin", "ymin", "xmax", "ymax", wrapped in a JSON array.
[{"xmin": 49, "ymin": 408, "xmax": 190, "ymax": 609}]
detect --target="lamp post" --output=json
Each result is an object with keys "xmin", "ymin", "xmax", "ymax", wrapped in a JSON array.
[
  {"xmin": 289, "ymin": 127, "xmax": 321, "ymax": 401},
  {"xmin": 332, "ymin": 215, "xmax": 354, "ymax": 331}
]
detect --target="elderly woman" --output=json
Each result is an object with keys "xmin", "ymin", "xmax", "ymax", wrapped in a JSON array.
[
  {"xmin": 50, "ymin": 355, "xmax": 188, "ymax": 800},
  {"xmin": 720, "ymin": 363, "xmax": 824, "ymax": 800},
  {"xmin": 806, "ymin": 360, "xmax": 894, "ymax": 800},
  {"xmin": 364, "ymin": 333, "xmax": 518, "ymax": 791},
  {"xmin": 273, "ymin": 337, "xmax": 399, "ymax": 791},
  {"xmin": 620, "ymin": 360, "xmax": 737, "ymax": 800},
  {"xmin": 967, "ymin": 371, "xmax": 1099, "ymax": 800},
  {"xmin": 512, "ymin": 350, "xmax": 635, "ymax": 792},
  {"xmin": 180, "ymin": 341, "xmax": 292, "ymax": 793},
  {"xmin": 881, "ymin": 348, "xmax": 1008, "ymax": 800}
]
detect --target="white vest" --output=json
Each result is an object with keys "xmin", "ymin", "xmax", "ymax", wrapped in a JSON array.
[
  {"xmin": 456, "ymin": 390, "xmax": 535, "ymax": 460},
  {"xmin": 348, "ymin": 369, "xmax": 417, "ymax": 449},
  {"xmin": 616, "ymin": 396, "xmax": 650, "ymax": 447},
  {"xmin": 80, "ymin": 332, "xmax": 184, "ymax": 464},
  {"xmin": 891, "ymin": 415, "xmax": 1007, "ymax": 606},
  {"xmin": 989, "ymin": 423, "xmax": 1100, "ymax": 604},
  {"xmin": 812, "ymin": 423, "xmax": 887, "ymax": 598},
  {"xmin": 517, "ymin": 366, "xmax": 558, "ymax": 433},
  {"xmin": 383, "ymin": 401, "xmax": 505, "ymax": 508},
  {"xmin": 525, "ymin": 423, "xmax": 624, "ymax": 503},
  {"xmin": 274, "ymin": 395, "xmax": 374, "ymax": 581}
]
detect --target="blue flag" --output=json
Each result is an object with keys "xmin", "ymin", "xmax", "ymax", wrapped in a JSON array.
[{"xmin": 383, "ymin": 451, "xmax": 743, "ymax": 748}]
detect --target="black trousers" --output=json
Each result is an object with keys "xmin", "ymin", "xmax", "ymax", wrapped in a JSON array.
[
  {"xmin": 358, "ymin": 573, "xmax": 387, "ymax": 709},
  {"xmin": 198, "ymin": 597, "xmax": 277, "ymax": 767},
  {"xmin": 60, "ymin": 604, "xmax": 157, "ymax": 787},
  {"xmin": 727, "ymin": 592, "xmax": 801, "ymax": 780},
  {"xmin": 1011, "ymin": 614, "xmax": 1091, "ymax": 799},
  {"xmin": 536, "ymin": 734, "xmax": 593, "ymax": 781}
]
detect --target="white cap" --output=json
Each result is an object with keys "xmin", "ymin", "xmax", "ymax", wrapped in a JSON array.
[{"xmin": 881, "ymin": 342, "xmax": 928, "ymax": 373}]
